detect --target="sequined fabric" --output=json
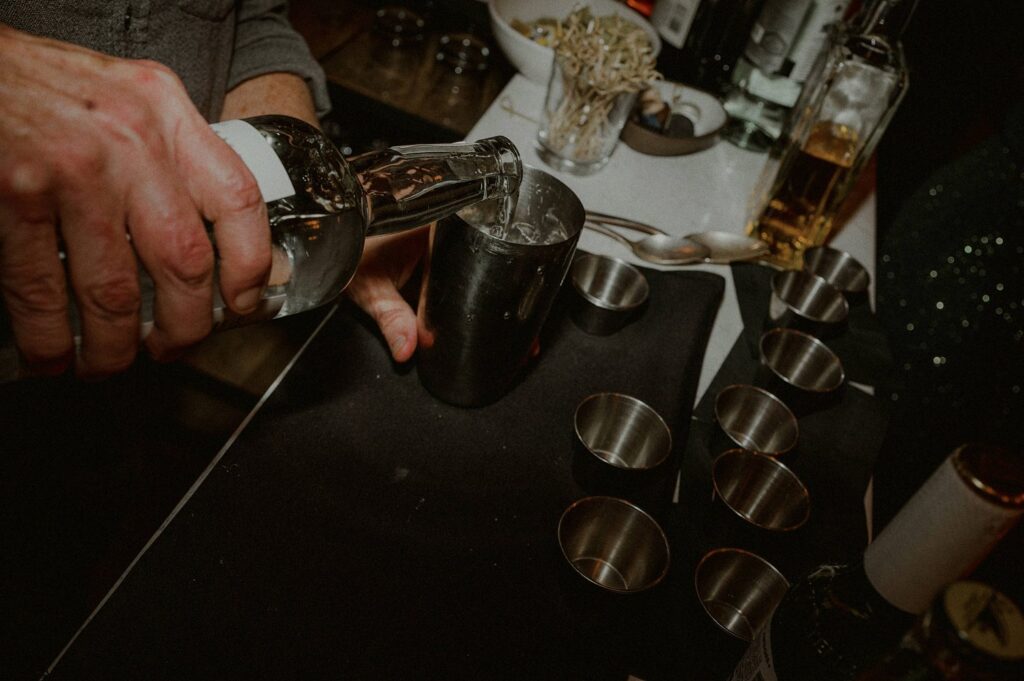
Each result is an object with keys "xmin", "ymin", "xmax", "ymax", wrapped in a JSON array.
[{"xmin": 875, "ymin": 99, "xmax": 1023, "ymax": 498}]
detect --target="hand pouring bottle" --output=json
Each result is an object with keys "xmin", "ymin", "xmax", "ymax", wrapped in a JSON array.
[{"xmin": 0, "ymin": 115, "xmax": 522, "ymax": 380}]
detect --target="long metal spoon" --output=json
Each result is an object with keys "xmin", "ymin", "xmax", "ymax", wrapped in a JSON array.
[
  {"xmin": 585, "ymin": 210, "xmax": 769, "ymax": 265},
  {"xmin": 584, "ymin": 221, "xmax": 710, "ymax": 265}
]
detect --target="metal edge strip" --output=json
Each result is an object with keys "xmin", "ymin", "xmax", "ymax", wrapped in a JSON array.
[{"xmin": 42, "ymin": 304, "xmax": 339, "ymax": 678}]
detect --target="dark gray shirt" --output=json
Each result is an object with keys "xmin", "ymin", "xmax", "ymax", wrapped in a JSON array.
[{"xmin": 1, "ymin": 0, "xmax": 330, "ymax": 121}]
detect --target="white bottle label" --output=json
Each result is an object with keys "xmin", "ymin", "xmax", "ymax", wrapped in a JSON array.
[
  {"xmin": 729, "ymin": 619, "xmax": 779, "ymax": 681},
  {"xmin": 864, "ymin": 456, "xmax": 1024, "ymax": 615},
  {"xmin": 788, "ymin": 1, "xmax": 851, "ymax": 82},
  {"xmin": 651, "ymin": 0, "xmax": 701, "ymax": 50},
  {"xmin": 210, "ymin": 119, "xmax": 296, "ymax": 203},
  {"xmin": 745, "ymin": 0, "xmax": 814, "ymax": 74}
]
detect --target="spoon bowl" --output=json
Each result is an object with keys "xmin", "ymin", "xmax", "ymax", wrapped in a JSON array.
[
  {"xmin": 687, "ymin": 231, "xmax": 769, "ymax": 264},
  {"xmin": 585, "ymin": 221, "xmax": 710, "ymax": 265}
]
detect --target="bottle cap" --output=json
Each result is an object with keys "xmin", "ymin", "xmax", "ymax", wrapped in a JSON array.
[{"xmin": 923, "ymin": 581, "xmax": 1024, "ymax": 679}]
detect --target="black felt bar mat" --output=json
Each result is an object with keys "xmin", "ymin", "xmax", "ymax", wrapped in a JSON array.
[{"xmin": 49, "ymin": 265, "xmax": 727, "ymax": 681}]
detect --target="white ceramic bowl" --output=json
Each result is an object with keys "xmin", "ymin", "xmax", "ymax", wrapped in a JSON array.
[{"xmin": 488, "ymin": 0, "xmax": 661, "ymax": 85}]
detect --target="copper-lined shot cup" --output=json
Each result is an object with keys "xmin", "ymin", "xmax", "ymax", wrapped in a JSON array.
[
  {"xmin": 803, "ymin": 245, "xmax": 870, "ymax": 303},
  {"xmin": 569, "ymin": 254, "xmax": 650, "ymax": 335},
  {"xmin": 757, "ymin": 328, "xmax": 845, "ymax": 416},
  {"xmin": 573, "ymin": 393, "xmax": 674, "ymax": 510},
  {"xmin": 713, "ymin": 384, "xmax": 798, "ymax": 456},
  {"xmin": 558, "ymin": 496, "xmax": 670, "ymax": 594},
  {"xmin": 712, "ymin": 449, "xmax": 810, "ymax": 532},
  {"xmin": 694, "ymin": 548, "xmax": 789, "ymax": 641},
  {"xmin": 767, "ymin": 269, "xmax": 849, "ymax": 338}
]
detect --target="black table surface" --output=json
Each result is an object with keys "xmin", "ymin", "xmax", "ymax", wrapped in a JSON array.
[{"xmin": 43, "ymin": 262, "xmax": 891, "ymax": 681}]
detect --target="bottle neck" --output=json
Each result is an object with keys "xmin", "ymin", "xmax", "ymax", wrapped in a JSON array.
[
  {"xmin": 350, "ymin": 137, "xmax": 522, "ymax": 237},
  {"xmin": 863, "ymin": 446, "xmax": 1024, "ymax": 616}
]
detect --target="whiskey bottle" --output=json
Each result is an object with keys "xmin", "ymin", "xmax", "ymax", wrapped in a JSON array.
[
  {"xmin": 859, "ymin": 580, "xmax": 1024, "ymax": 681},
  {"xmin": 0, "ymin": 116, "xmax": 522, "ymax": 380},
  {"xmin": 729, "ymin": 443, "xmax": 1024, "ymax": 681}
]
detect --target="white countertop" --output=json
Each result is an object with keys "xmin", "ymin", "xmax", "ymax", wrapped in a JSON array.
[{"xmin": 469, "ymin": 75, "xmax": 877, "ymax": 406}]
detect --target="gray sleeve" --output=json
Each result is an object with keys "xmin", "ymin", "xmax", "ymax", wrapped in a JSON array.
[{"xmin": 228, "ymin": 0, "xmax": 332, "ymax": 118}]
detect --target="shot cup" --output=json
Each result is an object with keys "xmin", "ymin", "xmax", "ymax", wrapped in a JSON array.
[
  {"xmin": 711, "ymin": 449, "xmax": 810, "ymax": 534},
  {"xmin": 803, "ymin": 245, "xmax": 871, "ymax": 305},
  {"xmin": 693, "ymin": 548, "xmax": 789, "ymax": 642},
  {"xmin": 558, "ymin": 496, "xmax": 670, "ymax": 595},
  {"xmin": 767, "ymin": 269, "xmax": 848, "ymax": 338},
  {"xmin": 416, "ymin": 166, "xmax": 583, "ymax": 407},
  {"xmin": 572, "ymin": 393, "xmax": 674, "ymax": 511},
  {"xmin": 569, "ymin": 254, "xmax": 649, "ymax": 335},
  {"xmin": 712, "ymin": 384, "xmax": 798, "ymax": 457},
  {"xmin": 756, "ymin": 328, "xmax": 845, "ymax": 416}
]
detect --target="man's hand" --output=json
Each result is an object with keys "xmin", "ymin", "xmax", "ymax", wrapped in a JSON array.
[
  {"xmin": 344, "ymin": 227, "xmax": 430, "ymax": 363},
  {"xmin": 0, "ymin": 25, "xmax": 270, "ymax": 377}
]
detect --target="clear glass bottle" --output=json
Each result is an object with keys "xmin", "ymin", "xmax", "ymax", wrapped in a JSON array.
[
  {"xmin": 729, "ymin": 443, "xmax": 1024, "ymax": 681},
  {"xmin": 722, "ymin": 0, "xmax": 853, "ymax": 150},
  {"xmin": 859, "ymin": 581, "xmax": 1024, "ymax": 681},
  {"xmin": 744, "ymin": 0, "xmax": 915, "ymax": 269},
  {"xmin": 0, "ymin": 115, "xmax": 522, "ymax": 380}
]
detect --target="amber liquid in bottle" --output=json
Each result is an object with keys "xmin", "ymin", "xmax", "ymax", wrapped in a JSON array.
[{"xmin": 748, "ymin": 121, "xmax": 858, "ymax": 268}]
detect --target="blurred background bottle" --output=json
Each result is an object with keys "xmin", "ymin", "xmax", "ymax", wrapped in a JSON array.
[
  {"xmin": 722, "ymin": 0, "xmax": 853, "ymax": 150},
  {"xmin": 651, "ymin": 0, "xmax": 767, "ymax": 92},
  {"xmin": 624, "ymin": 0, "xmax": 657, "ymax": 17},
  {"xmin": 744, "ymin": 0, "xmax": 916, "ymax": 269},
  {"xmin": 858, "ymin": 581, "xmax": 1024, "ymax": 681},
  {"xmin": 728, "ymin": 443, "xmax": 1024, "ymax": 681}
]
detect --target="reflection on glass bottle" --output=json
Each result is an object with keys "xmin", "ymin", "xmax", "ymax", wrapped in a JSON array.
[{"xmin": 745, "ymin": 0, "xmax": 914, "ymax": 268}]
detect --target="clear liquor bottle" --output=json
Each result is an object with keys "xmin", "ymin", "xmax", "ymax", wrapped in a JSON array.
[
  {"xmin": 729, "ymin": 443, "xmax": 1024, "ymax": 681},
  {"xmin": 0, "ymin": 115, "xmax": 522, "ymax": 380}
]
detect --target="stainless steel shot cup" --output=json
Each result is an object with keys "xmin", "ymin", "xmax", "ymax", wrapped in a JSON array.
[
  {"xmin": 713, "ymin": 384, "xmax": 798, "ymax": 456},
  {"xmin": 711, "ymin": 449, "xmax": 810, "ymax": 532},
  {"xmin": 416, "ymin": 166, "xmax": 584, "ymax": 406},
  {"xmin": 558, "ymin": 496, "xmax": 670, "ymax": 594},
  {"xmin": 768, "ymin": 269, "xmax": 849, "ymax": 338},
  {"xmin": 574, "ymin": 393, "xmax": 672, "ymax": 470},
  {"xmin": 757, "ymin": 328, "xmax": 845, "ymax": 415},
  {"xmin": 572, "ymin": 393, "xmax": 674, "ymax": 511},
  {"xmin": 803, "ymin": 245, "xmax": 871, "ymax": 300},
  {"xmin": 694, "ymin": 548, "xmax": 789, "ymax": 641},
  {"xmin": 569, "ymin": 254, "xmax": 649, "ymax": 335}
]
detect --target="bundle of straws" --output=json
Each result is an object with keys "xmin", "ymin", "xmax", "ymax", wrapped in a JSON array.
[{"xmin": 544, "ymin": 7, "xmax": 659, "ymax": 162}]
